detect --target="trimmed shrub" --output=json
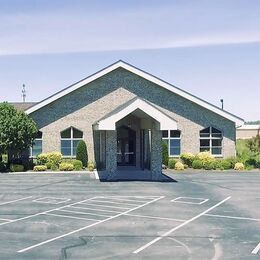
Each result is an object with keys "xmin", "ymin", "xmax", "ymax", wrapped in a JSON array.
[
  {"xmin": 234, "ymin": 162, "xmax": 244, "ymax": 171},
  {"xmin": 162, "ymin": 141, "xmax": 169, "ymax": 166},
  {"xmin": 73, "ymin": 160, "xmax": 83, "ymax": 170},
  {"xmin": 225, "ymin": 156, "xmax": 239, "ymax": 168},
  {"xmin": 195, "ymin": 151, "xmax": 214, "ymax": 162},
  {"xmin": 203, "ymin": 160, "xmax": 217, "ymax": 170},
  {"xmin": 219, "ymin": 159, "xmax": 232, "ymax": 170},
  {"xmin": 37, "ymin": 153, "xmax": 48, "ymax": 165},
  {"xmin": 47, "ymin": 152, "xmax": 62, "ymax": 166},
  {"xmin": 87, "ymin": 161, "xmax": 95, "ymax": 171},
  {"xmin": 10, "ymin": 164, "xmax": 24, "ymax": 172},
  {"xmin": 175, "ymin": 161, "xmax": 184, "ymax": 171},
  {"xmin": 168, "ymin": 159, "xmax": 178, "ymax": 169},
  {"xmin": 59, "ymin": 163, "xmax": 74, "ymax": 171},
  {"xmin": 33, "ymin": 165, "xmax": 47, "ymax": 171},
  {"xmin": 45, "ymin": 162, "xmax": 52, "ymax": 169},
  {"xmin": 2, "ymin": 154, "xmax": 8, "ymax": 163},
  {"xmin": 76, "ymin": 140, "xmax": 88, "ymax": 167},
  {"xmin": 192, "ymin": 159, "xmax": 203, "ymax": 169},
  {"xmin": 180, "ymin": 153, "xmax": 195, "ymax": 167},
  {"xmin": 51, "ymin": 164, "xmax": 59, "ymax": 171},
  {"xmin": 0, "ymin": 161, "xmax": 6, "ymax": 172}
]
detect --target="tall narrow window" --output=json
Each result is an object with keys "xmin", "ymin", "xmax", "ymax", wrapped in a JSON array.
[
  {"xmin": 162, "ymin": 130, "xmax": 181, "ymax": 156},
  {"xmin": 61, "ymin": 127, "xmax": 83, "ymax": 156},
  {"xmin": 30, "ymin": 131, "xmax": 42, "ymax": 157},
  {"xmin": 200, "ymin": 127, "xmax": 222, "ymax": 155}
]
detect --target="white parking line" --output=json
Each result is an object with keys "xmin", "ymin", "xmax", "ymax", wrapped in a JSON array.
[
  {"xmin": 171, "ymin": 197, "xmax": 208, "ymax": 205},
  {"xmin": 69, "ymin": 205, "xmax": 123, "ymax": 214},
  {"xmin": 18, "ymin": 196, "xmax": 164, "ymax": 253},
  {"xmin": 0, "ymin": 197, "xmax": 96, "ymax": 227},
  {"xmin": 45, "ymin": 213, "xmax": 98, "ymax": 222},
  {"xmin": 205, "ymin": 213, "xmax": 260, "ymax": 222},
  {"xmin": 133, "ymin": 196, "xmax": 231, "ymax": 254},
  {"xmin": 89, "ymin": 199, "xmax": 140, "ymax": 207},
  {"xmin": 0, "ymin": 218, "xmax": 11, "ymax": 222},
  {"xmin": 100, "ymin": 197, "xmax": 150, "ymax": 203},
  {"xmin": 80, "ymin": 202, "xmax": 131, "ymax": 210},
  {"xmin": 252, "ymin": 242, "xmax": 260, "ymax": 254},
  {"xmin": 58, "ymin": 209, "xmax": 112, "ymax": 218},
  {"xmin": 125, "ymin": 213, "xmax": 186, "ymax": 222},
  {"xmin": 33, "ymin": 197, "xmax": 71, "ymax": 204},
  {"xmin": 0, "ymin": 196, "xmax": 32, "ymax": 206}
]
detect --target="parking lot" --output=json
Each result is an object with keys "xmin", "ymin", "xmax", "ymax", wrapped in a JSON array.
[{"xmin": 0, "ymin": 171, "xmax": 259, "ymax": 259}]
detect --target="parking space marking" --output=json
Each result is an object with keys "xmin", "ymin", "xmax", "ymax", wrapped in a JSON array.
[
  {"xmin": 99, "ymin": 197, "xmax": 150, "ymax": 203},
  {"xmin": 252, "ymin": 242, "xmax": 260, "ymax": 254},
  {"xmin": 171, "ymin": 197, "xmax": 209, "ymax": 205},
  {"xmin": 33, "ymin": 197, "xmax": 71, "ymax": 204},
  {"xmin": 133, "ymin": 196, "xmax": 231, "ymax": 254},
  {"xmin": 205, "ymin": 213, "xmax": 260, "ymax": 222},
  {"xmin": 69, "ymin": 205, "xmax": 123, "ymax": 214},
  {"xmin": 0, "ymin": 218, "xmax": 11, "ymax": 222},
  {"xmin": 80, "ymin": 202, "xmax": 131, "ymax": 210},
  {"xmin": 125, "ymin": 213, "xmax": 186, "ymax": 222},
  {"xmin": 45, "ymin": 213, "xmax": 99, "ymax": 222},
  {"xmin": 89, "ymin": 198, "xmax": 140, "ymax": 207},
  {"xmin": 58, "ymin": 209, "xmax": 112, "ymax": 218},
  {"xmin": 0, "ymin": 196, "xmax": 32, "ymax": 206},
  {"xmin": 0, "ymin": 197, "xmax": 96, "ymax": 227},
  {"xmin": 18, "ymin": 196, "xmax": 164, "ymax": 253}
]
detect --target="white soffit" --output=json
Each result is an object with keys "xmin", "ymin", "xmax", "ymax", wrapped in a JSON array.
[
  {"xmin": 25, "ymin": 60, "xmax": 244, "ymax": 126},
  {"xmin": 95, "ymin": 98, "xmax": 177, "ymax": 130}
]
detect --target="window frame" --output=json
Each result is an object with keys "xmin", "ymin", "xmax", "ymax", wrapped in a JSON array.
[
  {"xmin": 162, "ymin": 130, "xmax": 181, "ymax": 157},
  {"xmin": 199, "ymin": 127, "xmax": 223, "ymax": 156},
  {"xmin": 30, "ymin": 131, "xmax": 43, "ymax": 158},
  {"xmin": 60, "ymin": 127, "xmax": 83, "ymax": 157}
]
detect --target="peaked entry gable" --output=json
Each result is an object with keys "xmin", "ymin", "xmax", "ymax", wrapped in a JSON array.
[
  {"xmin": 94, "ymin": 98, "xmax": 177, "ymax": 130},
  {"xmin": 25, "ymin": 60, "xmax": 244, "ymax": 126}
]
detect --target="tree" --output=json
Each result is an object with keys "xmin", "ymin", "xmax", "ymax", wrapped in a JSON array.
[
  {"xmin": 247, "ymin": 134, "xmax": 260, "ymax": 155},
  {"xmin": 76, "ymin": 140, "xmax": 88, "ymax": 167},
  {"xmin": 0, "ymin": 103, "xmax": 38, "ymax": 160},
  {"xmin": 162, "ymin": 141, "xmax": 169, "ymax": 166}
]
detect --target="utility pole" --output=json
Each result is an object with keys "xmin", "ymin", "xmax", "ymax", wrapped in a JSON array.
[
  {"xmin": 220, "ymin": 99, "xmax": 224, "ymax": 110},
  {"xmin": 22, "ymin": 84, "xmax": 26, "ymax": 102}
]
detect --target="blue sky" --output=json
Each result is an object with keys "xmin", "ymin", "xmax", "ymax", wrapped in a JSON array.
[{"xmin": 0, "ymin": 0, "xmax": 259, "ymax": 121}]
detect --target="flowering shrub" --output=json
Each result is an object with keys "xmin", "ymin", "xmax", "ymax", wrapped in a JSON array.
[
  {"xmin": 175, "ymin": 161, "xmax": 184, "ymax": 171},
  {"xmin": 234, "ymin": 162, "xmax": 244, "ymax": 171},
  {"xmin": 180, "ymin": 153, "xmax": 195, "ymax": 167},
  {"xmin": 33, "ymin": 165, "xmax": 47, "ymax": 171},
  {"xmin": 59, "ymin": 163, "xmax": 74, "ymax": 171}
]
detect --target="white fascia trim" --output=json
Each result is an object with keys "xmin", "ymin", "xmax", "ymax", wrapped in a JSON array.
[
  {"xmin": 25, "ymin": 60, "xmax": 244, "ymax": 126},
  {"xmin": 96, "ymin": 98, "xmax": 177, "ymax": 130}
]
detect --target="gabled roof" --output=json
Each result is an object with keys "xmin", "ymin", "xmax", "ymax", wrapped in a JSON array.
[
  {"xmin": 25, "ymin": 60, "xmax": 244, "ymax": 126},
  {"xmin": 11, "ymin": 102, "xmax": 38, "ymax": 111},
  {"xmin": 94, "ymin": 97, "xmax": 178, "ymax": 130}
]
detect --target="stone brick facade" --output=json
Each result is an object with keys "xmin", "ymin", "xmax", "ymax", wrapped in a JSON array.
[{"xmin": 30, "ymin": 67, "xmax": 236, "ymax": 177}]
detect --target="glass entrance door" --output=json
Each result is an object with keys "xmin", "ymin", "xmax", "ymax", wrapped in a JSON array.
[{"xmin": 117, "ymin": 126, "xmax": 136, "ymax": 166}]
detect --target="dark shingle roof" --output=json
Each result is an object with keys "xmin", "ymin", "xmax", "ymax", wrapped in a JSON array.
[{"xmin": 10, "ymin": 102, "xmax": 38, "ymax": 111}]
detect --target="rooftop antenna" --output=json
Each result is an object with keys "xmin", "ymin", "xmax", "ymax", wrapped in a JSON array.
[
  {"xmin": 22, "ymin": 84, "xmax": 26, "ymax": 102},
  {"xmin": 220, "ymin": 99, "xmax": 224, "ymax": 110}
]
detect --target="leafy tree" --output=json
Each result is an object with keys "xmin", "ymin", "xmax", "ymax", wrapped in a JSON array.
[
  {"xmin": 76, "ymin": 140, "xmax": 88, "ymax": 167},
  {"xmin": 247, "ymin": 134, "xmax": 260, "ymax": 155},
  {"xmin": 162, "ymin": 141, "xmax": 169, "ymax": 166},
  {"xmin": 0, "ymin": 102, "xmax": 38, "ymax": 160}
]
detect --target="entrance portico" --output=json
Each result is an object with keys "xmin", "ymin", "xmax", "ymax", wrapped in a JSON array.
[{"xmin": 93, "ymin": 98, "xmax": 177, "ymax": 180}]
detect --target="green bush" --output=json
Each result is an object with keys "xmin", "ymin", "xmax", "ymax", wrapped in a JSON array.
[
  {"xmin": 37, "ymin": 153, "xmax": 48, "ymax": 165},
  {"xmin": 10, "ymin": 164, "xmax": 24, "ymax": 172},
  {"xmin": 76, "ymin": 140, "xmax": 88, "ymax": 167},
  {"xmin": 161, "ymin": 141, "xmax": 169, "ymax": 166},
  {"xmin": 51, "ymin": 164, "xmax": 59, "ymax": 171},
  {"xmin": 47, "ymin": 152, "xmax": 62, "ymax": 166},
  {"xmin": 219, "ymin": 159, "xmax": 232, "ymax": 170},
  {"xmin": 180, "ymin": 152, "xmax": 195, "ymax": 167},
  {"xmin": 225, "ymin": 156, "xmax": 239, "ymax": 168},
  {"xmin": 192, "ymin": 160, "xmax": 203, "ymax": 169},
  {"xmin": 45, "ymin": 162, "xmax": 52, "ymax": 169},
  {"xmin": 87, "ymin": 161, "xmax": 95, "ymax": 171},
  {"xmin": 59, "ymin": 163, "xmax": 74, "ymax": 171},
  {"xmin": 168, "ymin": 159, "xmax": 178, "ymax": 169},
  {"xmin": 175, "ymin": 161, "xmax": 184, "ymax": 170},
  {"xmin": 33, "ymin": 165, "xmax": 47, "ymax": 171},
  {"xmin": 203, "ymin": 160, "xmax": 217, "ymax": 170},
  {"xmin": 2, "ymin": 154, "xmax": 8, "ymax": 163},
  {"xmin": 0, "ymin": 161, "xmax": 6, "ymax": 172},
  {"xmin": 73, "ymin": 160, "xmax": 83, "ymax": 170}
]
